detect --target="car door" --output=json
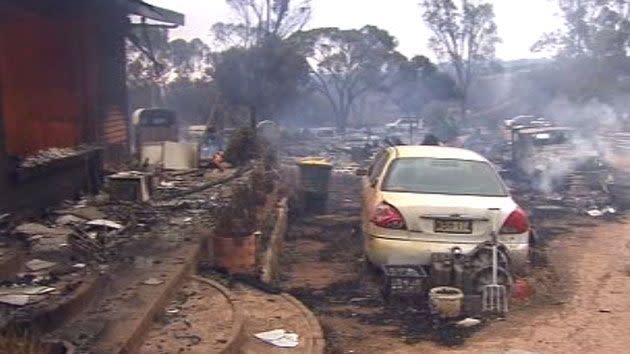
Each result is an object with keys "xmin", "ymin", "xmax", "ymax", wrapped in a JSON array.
[{"xmin": 362, "ymin": 149, "xmax": 390, "ymax": 231}]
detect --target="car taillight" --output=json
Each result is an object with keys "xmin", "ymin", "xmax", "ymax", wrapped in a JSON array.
[
  {"xmin": 500, "ymin": 207, "xmax": 529, "ymax": 234},
  {"xmin": 371, "ymin": 202, "xmax": 406, "ymax": 229}
]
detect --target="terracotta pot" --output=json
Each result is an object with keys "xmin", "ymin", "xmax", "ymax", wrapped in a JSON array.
[{"xmin": 211, "ymin": 234, "xmax": 257, "ymax": 273}]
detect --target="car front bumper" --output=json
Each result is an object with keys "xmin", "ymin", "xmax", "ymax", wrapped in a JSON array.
[{"xmin": 364, "ymin": 233, "xmax": 529, "ymax": 272}]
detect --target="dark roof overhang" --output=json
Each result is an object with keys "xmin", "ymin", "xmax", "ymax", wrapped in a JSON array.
[{"xmin": 122, "ymin": 0, "xmax": 184, "ymax": 26}]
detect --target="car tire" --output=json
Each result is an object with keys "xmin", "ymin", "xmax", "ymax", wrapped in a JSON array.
[{"xmin": 360, "ymin": 256, "xmax": 382, "ymax": 282}]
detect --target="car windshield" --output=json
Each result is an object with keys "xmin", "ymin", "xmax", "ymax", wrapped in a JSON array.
[{"xmin": 382, "ymin": 158, "xmax": 507, "ymax": 196}]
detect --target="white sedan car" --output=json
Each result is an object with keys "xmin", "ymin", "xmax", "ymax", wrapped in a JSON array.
[{"xmin": 360, "ymin": 145, "xmax": 530, "ymax": 272}]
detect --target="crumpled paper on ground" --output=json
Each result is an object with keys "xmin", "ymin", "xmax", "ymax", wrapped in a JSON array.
[{"xmin": 254, "ymin": 329, "xmax": 299, "ymax": 348}]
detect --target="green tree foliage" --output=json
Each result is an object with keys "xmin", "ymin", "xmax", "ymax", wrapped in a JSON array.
[
  {"xmin": 530, "ymin": 1, "xmax": 630, "ymax": 110},
  {"xmin": 388, "ymin": 55, "xmax": 460, "ymax": 116},
  {"xmin": 126, "ymin": 27, "xmax": 220, "ymax": 126},
  {"xmin": 211, "ymin": 38, "xmax": 309, "ymax": 127},
  {"xmin": 127, "ymin": 27, "xmax": 212, "ymax": 88},
  {"xmin": 169, "ymin": 38, "xmax": 211, "ymax": 73},
  {"xmin": 421, "ymin": 0, "xmax": 500, "ymax": 118},
  {"xmin": 290, "ymin": 26, "xmax": 404, "ymax": 130},
  {"xmin": 208, "ymin": 0, "xmax": 312, "ymax": 127},
  {"xmin": 422, "ymin": 101, "xmax": 461, "ymax": 141},
  {"xmin": 533, "ymin": 0, "xmax": 629, "ymax": 58},
  {"xmin": 126, "ymin": 27, "xmax": 170, "ymax": 87}
]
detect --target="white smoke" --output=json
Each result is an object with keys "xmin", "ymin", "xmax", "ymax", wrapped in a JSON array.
[
  {"xmin": 518, "ymin": 96, "xmax": 623, "ymax": 194},
  {"xmin": 529, "ymin": 135, "xmax": 602, "ymax": 194},
  {"xmin": 543, "ymin": 96, "xmax": 623, "ymax": 135}
]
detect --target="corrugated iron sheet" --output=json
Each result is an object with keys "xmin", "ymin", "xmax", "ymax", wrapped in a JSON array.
[
  {"xmin": 1, "ymin": 3, "xmax": 136, "ymax": 161},
  {"xmin": 0, "ymin": 15, "xmax": 82, "ymax": 156},
  {"xmin": 103, "ymin": 106, "xmax": 128, "ymax": 145}
]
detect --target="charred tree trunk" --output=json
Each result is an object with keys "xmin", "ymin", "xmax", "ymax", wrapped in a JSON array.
[
  {"xmin": 336, "ymin": 96, "xmax": 353, "ymax": 133},
  {"xmin": 335, "ymin": 108, "xmax": 348, "ymax": 133},
  {"xmin": 460, "ymin": 93, "xmax": 468, "ymax": 121},
  {"xmin": 249, "ymin": 105, "xmax": 257, "ymax": 131},
  {"xmin": 339, "ymin": 108, "xmax": 349, "ymax": 133}
]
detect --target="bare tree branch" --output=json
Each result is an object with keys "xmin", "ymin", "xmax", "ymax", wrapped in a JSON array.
[
  {"xmin": 214, "ymin": 0, "xmax": 312, "ymax": 49},
  {"xmin": 421, "ymin": 0, "xmax": 499, "ymax": 118}
]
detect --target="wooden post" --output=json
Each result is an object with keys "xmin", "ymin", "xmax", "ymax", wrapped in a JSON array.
[
  {"xmin": 0, "ymin": 81, "xmax": 9, "ymax": 212},
  {"xmin": 96, "ymin": 4, "xmax": 130, "ymax": 161}
]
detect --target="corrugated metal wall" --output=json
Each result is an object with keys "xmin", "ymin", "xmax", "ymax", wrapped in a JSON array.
[
  {"xmin": 0, "ymin": 1, "xmax": 134, "ymax": 213},
  {"xmin": 103, "ymin": 105, "xmax": 128, "ymax": 145},
  {"xmin": 0, "ymin": 15, "xmax": 84, "ymax": 156},
  {"xmin": 0, "ymin": 3, "xmax": 130, "ymax": 159}
]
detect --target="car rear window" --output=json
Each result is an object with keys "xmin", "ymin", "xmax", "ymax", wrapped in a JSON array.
[{"xmin": 382, "ymin": 158, "xmax": 507, "ymax": 196}]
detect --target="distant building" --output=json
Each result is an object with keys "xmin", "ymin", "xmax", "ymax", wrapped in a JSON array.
[{"xmin": 0, "ymin": 0, "xmax": 184, "ymax": 213}]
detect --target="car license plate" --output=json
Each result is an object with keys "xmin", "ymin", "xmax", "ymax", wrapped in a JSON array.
[{"xmin": 434, "ymin": 219, "xmax": 472, "ymax": 234}]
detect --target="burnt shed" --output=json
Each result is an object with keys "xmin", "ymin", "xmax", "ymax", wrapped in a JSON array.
[{"xmin": 0, "ymin": 0, "xmax": 183, "ymax": 213}]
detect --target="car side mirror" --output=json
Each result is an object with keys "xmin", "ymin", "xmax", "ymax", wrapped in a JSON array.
[{"xmin": 355, "ymin": 168, "xmax": 368, "ymax": 176}]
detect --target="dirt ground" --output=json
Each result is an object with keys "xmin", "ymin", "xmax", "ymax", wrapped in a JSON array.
[
  {"xmin": 281, "ymin": 174, "xmax": 630, "ymax": 354},
  {"xmin": 426, "ymin": 217, "xmax": 630, "ymax": 354},
  {"xmin": 141, "ymin": 277, "xmax": 235, "ymax": 354}
]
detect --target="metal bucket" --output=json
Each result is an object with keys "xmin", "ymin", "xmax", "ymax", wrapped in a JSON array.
[{"xmin": 429, "ymin": 286, "xmax": 464, "ymax": 318}]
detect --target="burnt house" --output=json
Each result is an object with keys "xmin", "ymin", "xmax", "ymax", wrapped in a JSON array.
[{"xmin": 0, "ymin": 0, "xmax": 183, "ymax": 213}]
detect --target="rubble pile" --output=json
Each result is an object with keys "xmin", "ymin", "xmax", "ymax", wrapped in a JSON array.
[
  {"xmin": 19, "ymin": 146, "xmax": 92, "ymax": 168},
  {"xmin": 279, "ymin": 131, "xmax": 379, "ymax": 176},
  {"xmin": 466, "ymin": 125, "xmax": 618, "ymax": 218},
  {"xmin": 564, "ymin": 173, "xmax": 612, "ymax": 209},
  {"xmin": 502, "ymin": 167, "xmax": 615, "ymax": 218},
  {"xmin": 153, "ymin": 168, "xmax": 237, "ymax": 201},
  {"xmin": 0, "ymin": 162, "xmax": 247, "ymax": 323}
]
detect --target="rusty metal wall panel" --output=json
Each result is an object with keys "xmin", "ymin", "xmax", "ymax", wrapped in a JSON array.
[
  {"xmin": 0, "ymin": 14, "xmax": 83, "ymax": 156},
  {"xmin": 0, "ymin": 3, "xmax": 131, "ymax": 163},
  {"xmin": 103, "ymin": 106, "xmax": 128, "ymax": 145},
  {"xmin": 77, "ymin": 15, "xmax": 101, "ymax": 147}
]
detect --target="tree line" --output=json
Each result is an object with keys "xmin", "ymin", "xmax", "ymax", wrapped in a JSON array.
[
  {"xmin": 128, "ymin": 0, "xmax": 475, "ymax": 138},
  {"xmin": 127, "ymin": 0, "xmax": 630, "ymax": 138}
]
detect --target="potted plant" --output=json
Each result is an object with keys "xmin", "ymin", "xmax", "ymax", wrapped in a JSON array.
[{"xmin": 210, "ymin": 183, "xmax": 257, "ymax": 274}]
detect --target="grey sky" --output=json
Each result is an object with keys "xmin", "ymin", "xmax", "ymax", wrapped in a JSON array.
[{"xmin": 149, "ymin": 0, "xmax": 562, "ymax": 60}]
